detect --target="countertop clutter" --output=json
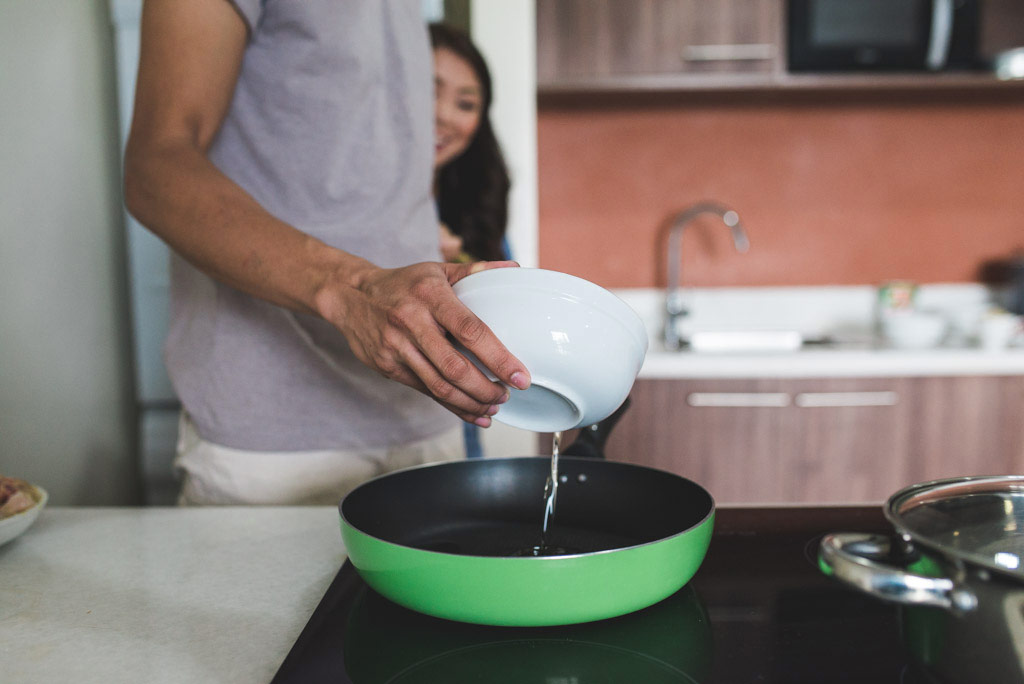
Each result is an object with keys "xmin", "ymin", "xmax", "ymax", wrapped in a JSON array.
[
  {"xmin": 0, "ymin": 507, "xmax": 343, "ymax": 684},
  {"xmin": 614, "ymin": 283, "xmax": 1024, "ymax": 378}
]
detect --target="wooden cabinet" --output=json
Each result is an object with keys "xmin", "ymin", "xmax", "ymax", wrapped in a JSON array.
[
  {"xmin": 537, "ymin": 0, "xmax": 780, "ymax": 89},
  {"xmin": 554, "ymin": 376, "xmax": 1024, "ymax": 505},
  {"xmin": 902, "ymin": 375, "xmax": 1024, "ymax": 483},
  {"xmin": 537, "ymin": 0, "xmax": 1024, "ymax": 94}
]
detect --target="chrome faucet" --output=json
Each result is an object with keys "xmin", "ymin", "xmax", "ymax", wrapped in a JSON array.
[{"xmin": 664, "ymin": 202, "xmax": 750, "ymax": 350}]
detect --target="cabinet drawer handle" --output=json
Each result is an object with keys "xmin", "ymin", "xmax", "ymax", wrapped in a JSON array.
[
  {"xmin": 682, "ymin": 43, "xmax": 775, "ymax": 62},
  {"xmin": 795, "ymin": 392, "xmax": 899, "ymax": 408},
  {"xmin": 687, "ymin": 392, "xmax": 790, "ymax": 407}
]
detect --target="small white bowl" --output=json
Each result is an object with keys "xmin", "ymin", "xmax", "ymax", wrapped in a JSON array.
[
  {"xmin": 0, "ymin": 484, "xmax": 48, "ymax": 547},
  {"xmin": 881, "ymin": 311, "xmax": 948, "ymax": 349},
  {"xmin": 453, "ymin": 268, "xmax": 648, "ymax": 433},
  {"xmin": 995, "ymin": 47, "xmax": 1024, "ymax": 80}
]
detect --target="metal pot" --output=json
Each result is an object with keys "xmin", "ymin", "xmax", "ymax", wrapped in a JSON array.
[{"xmin": 819, "ymin": 475, "xmax": 1024, "ymax": 684}]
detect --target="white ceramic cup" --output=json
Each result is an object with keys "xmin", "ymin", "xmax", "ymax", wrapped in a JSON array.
[{"xmin": 979, "ymin": 313, "xmax": 1021, "ymax": 351}]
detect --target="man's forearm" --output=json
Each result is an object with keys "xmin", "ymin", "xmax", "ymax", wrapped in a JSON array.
[{"xmin": 123, "ymin": 139, "xmax": 374, "ymax": 318}]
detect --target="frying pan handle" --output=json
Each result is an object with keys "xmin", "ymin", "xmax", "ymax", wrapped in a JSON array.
[
  {"xmin": 819, "ymin": 533, "xmax": 977, "ymax": 613},
  {"xmin": 561, "ymin": 397, "xmax": 632, "ymax": 459}
]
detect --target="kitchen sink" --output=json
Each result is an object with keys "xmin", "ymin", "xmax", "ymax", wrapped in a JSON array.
[
  {"xmin": 670, "ymin": 331, "xmax": 862, "ymax": 353},
  {"xmin": 683, "ymin": 330, "xmax": 803, "ymax": 352}
]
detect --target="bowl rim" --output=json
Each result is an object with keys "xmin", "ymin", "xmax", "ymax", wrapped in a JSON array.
[{"xmin": 453, "ymin": 267, "xmax": 649, "ymax": 355}]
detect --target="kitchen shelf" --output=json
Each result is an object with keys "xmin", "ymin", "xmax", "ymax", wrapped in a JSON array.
[
  {"xmin": 537, "ymin": 0, "xmax": 1024, "ymax": 99},
  {"xmin": 538, "ymin": 71, "xmax": 1024, "ymax": 97}
]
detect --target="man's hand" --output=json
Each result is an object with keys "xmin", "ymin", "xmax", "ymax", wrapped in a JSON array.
[{"xmin": 318, "ymin": 260, "xmax": 531, "ymax": 426}]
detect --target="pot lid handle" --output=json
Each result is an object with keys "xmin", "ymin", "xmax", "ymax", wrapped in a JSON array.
[{"xmin": 819, "ymin": 533, "xmax": 977, "ymax": 613}]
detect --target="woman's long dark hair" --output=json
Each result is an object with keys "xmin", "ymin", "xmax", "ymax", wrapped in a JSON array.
[{"xmin": 430, "ymin": 22, "xmax": 511, "ymax": 262}]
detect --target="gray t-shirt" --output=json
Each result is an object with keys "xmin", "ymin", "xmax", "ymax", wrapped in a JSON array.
[{"xmin": 165, "ymin": 0, "xmax": 455, "ymax": 450}]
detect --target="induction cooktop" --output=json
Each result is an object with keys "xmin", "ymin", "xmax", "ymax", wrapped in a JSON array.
[{"xmin": 271, "ymin": 506, "xmax": 942, "ymax": 684}]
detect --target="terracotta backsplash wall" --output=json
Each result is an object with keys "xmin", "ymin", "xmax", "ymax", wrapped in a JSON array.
[{"xmin": 537, "ymin": 97, "xmax": 1024, "ymax": 289}]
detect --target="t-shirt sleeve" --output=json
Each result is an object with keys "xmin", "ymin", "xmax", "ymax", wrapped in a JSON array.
[{"xmin": 225, "ymin": 0, "xmax": 263, "ymax": 35}]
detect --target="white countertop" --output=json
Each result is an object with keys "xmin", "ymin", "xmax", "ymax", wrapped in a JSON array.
[
  {"xmin": 640, "ymin": 346, "xmax": 1024, "ymax": 379},
  {"xmin": 0, "ymin": 507, "xmax": 346, "ymax": 684}
]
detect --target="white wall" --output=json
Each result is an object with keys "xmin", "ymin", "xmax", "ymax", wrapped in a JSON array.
[{"xmin": 0, "ymin": 0, "xmax": 138, "ymax": 504}]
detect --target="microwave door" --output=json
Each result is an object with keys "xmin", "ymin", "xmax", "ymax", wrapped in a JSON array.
[
  {"xmin": 787, "ymin": 0, "xmax": 935, "ymax": 72},
  {"xmin": 926, "ymin": 0, "xmax": 954, "ymax": 70},
  {"xmin": 786, "ymin": 0, "xmax": 981, "ymax": 73}
]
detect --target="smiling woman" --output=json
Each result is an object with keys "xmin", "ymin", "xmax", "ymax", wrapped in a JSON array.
[
  {"xmin": 430, "ymin": 22, "xmax": 511, "ymax": 264},
  {"xmin": 433, "ymin": 43, "xmax": 483, "ymax": 170}
]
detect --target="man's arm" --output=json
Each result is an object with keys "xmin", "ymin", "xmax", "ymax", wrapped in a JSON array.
[{"xmin": 123, "ymin": 0, "xmax": 528, "ymax": 426}]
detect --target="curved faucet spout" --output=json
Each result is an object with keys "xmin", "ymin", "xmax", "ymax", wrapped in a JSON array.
[{"xmin": 664, "ymin": 202, "xmax": 750, "ymax": 351}]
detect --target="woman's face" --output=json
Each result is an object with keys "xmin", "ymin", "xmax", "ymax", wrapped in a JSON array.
[{"xmin": 433, "ymin": 46, "xmax": 483, "ymax": 170}]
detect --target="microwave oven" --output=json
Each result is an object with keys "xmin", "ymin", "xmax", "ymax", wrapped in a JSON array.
[{"xmin": 787, "ymin": 0, "xmax": 981, "ymax": 72}]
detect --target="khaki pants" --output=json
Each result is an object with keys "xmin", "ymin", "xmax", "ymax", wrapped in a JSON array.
[{"xmin": 174, "ymin": 413, "xmax": 465, "ymax": 506}]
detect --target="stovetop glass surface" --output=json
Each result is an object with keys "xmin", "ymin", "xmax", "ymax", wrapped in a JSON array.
[{"xmin": 271, "ymin": 506, "xmax": 943, "ymax": 684}]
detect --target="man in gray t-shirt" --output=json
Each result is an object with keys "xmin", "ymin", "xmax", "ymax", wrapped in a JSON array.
[{"xmin": 124, "ymin": 0, "xmax": 529, "ymax": 503}]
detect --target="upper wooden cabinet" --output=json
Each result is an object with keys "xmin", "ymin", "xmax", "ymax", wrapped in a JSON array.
[
  {"xmin": 537, "ymin": 0, "xmax": 780, "ymax": 88},
  {"xmin": 536, "ymin": 0, "xmax": 1024, "ymax": 94}
]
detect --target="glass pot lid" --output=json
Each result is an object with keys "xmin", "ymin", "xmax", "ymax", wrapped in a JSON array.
[{"xmin": 886, "ymin": 475, "xmax": 1024, "ymax": 578}]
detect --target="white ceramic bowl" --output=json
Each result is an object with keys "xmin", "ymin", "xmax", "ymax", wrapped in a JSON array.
[
  {"xmin": 881, "ymin": 311, "xmax": 948, "ymax": 349},
  {"xmin": 0, "ymin": 484, "xmax": 47, "ymax": 547},
  {"xmin": 453, "ymin": 268, "xmax": 648, "ymax": 433}
]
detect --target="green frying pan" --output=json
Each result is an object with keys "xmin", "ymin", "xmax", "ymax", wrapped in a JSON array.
[{"xmin": 339, "ymin": 456, "xmax": 714, "ymax": 627}]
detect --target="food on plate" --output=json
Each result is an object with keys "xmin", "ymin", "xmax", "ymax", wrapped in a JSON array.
[{"xmin": 0, "ymin": 476, "xmax": 39, "ymax": 518}]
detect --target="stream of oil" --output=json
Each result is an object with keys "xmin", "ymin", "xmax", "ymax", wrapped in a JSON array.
[
  {"xmin": 541, "ymin": 430, "xmax": 560, "ymax": 543},
  {"xmin": 513, "ymin": 431, "xmax": 575, "ymax": 557}
]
